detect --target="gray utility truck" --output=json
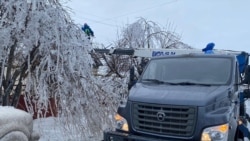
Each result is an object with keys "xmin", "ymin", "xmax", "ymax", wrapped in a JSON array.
[{"xmin": 97, "ymin": 48, "xmax": 250, "ymax": 141}]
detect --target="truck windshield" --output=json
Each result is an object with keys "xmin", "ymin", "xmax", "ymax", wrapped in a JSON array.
[{"xmin": 141, "ymin": 57, "xmax": 232, "ymax": 85}]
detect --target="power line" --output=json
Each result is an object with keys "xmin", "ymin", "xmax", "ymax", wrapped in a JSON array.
[
  {"xmin": 72, "ymin": 15, "xmax": 118, "ymax": 27},
  {"xmin": 69, "ymin": 0, "xmax": 179, "ymax": 27},
  {"xmin": 96, "ymin": 0, "xmax": 178, "ymax": 22}
]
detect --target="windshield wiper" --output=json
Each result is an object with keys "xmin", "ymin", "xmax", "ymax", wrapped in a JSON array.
[
  {"xmin": 141, "ymin": 79, "xmax": 165, "ymax": 84},
  {"xmin": 141, "ymin": 79, "xmax": 211, "ymax": 86},
  {"xmin": 141, "ymin": 79, "xmax": 177, "ymax": 85},
  {"xmin": 173, "ymin": 82, "xmax": 211, "ymax": 86}
]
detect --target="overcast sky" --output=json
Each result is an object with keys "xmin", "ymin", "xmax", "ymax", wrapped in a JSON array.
[{"xmin": 65, "ymin": 0, "xmax": 250, "ymax": 52}]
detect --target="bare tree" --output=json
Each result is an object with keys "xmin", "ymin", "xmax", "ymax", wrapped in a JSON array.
[
  {"xmin": 93, "ymin": 18, "xmax": 192, "ymax": 84},
  {"xmin": 117, "ymin": 17, "xmax": 188, "ymax": 49}
]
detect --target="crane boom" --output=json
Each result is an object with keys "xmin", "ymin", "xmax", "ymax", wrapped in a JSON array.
[
  {"xmin": 92, "ymin": 48, "xmax": 249, "ymax": 74},
  {"xmin": 93, "ymin": 48, "xmax": 246, "ymax": 58}
]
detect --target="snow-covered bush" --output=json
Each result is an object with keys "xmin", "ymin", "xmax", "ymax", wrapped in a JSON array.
[
  {"xmin": 0, "ymin": 0, "xmax": 118, "ymax": 140},
  {"xmin": 0, "ymin": 106, "xmax": 39, "ymax": 141}
]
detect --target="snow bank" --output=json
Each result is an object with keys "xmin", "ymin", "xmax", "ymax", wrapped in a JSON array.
[{"xmin": 0, "ymin": 106, "xmax": 39, "ymax": 141}]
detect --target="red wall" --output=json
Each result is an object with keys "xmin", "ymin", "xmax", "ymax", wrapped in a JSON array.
[{"xmin": 17, "ymin": 95, "xmax": 58, "ymax": 119}]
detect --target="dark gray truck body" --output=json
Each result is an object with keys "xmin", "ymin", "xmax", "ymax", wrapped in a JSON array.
[{"xmin": 103, "ymin": 54, "xmax": 249, "ymax": 141}]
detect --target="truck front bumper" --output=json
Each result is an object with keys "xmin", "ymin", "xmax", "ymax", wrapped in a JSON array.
[{"xmin": 103, "ymin": 130, "xmax": 182, "ymax": 141}]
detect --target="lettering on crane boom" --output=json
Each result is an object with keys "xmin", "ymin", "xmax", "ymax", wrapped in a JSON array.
[{"xmin": 152, "ymin": 51, "xmax": 176, "ymax": 57}]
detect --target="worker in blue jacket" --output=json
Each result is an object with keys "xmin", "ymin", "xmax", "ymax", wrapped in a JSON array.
[{"xmin": 82, "ymin": 23, "xmax": 94, "ymax": 39}]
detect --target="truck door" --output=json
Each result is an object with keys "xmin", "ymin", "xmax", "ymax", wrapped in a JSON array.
[
  {"xmin": 234, "ymin": 62, "xmax": 241, "ymax": 116},
  {"xmin": 227, "ymin": 62, "xmax": 241, "ymax": 140}
]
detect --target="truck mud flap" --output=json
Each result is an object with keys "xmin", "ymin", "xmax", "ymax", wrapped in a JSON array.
[{"xmin": 103, "ymin": 131, "xmax": 179, "ymax": 141}]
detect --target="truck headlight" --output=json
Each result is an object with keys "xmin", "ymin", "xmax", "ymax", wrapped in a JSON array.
[
  {"xmin": 201, "ymin": 123, "xmax": 229, "ymax": 141},
  {"xmin": 114, "ymin": 113, "xmax": 129, "ymax": 131}
]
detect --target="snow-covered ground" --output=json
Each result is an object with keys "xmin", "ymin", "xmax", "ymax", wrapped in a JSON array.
[
  {"xmin": 0, "ymin": 106, "xmax": 102, "ymax": 141},
  {"xmin": 33, "ymin": 117, "xmax": 102, "ymax": 141},
  {"xmin": 33, "ymin": 118, "xmax": 63, "ymax": 141}
]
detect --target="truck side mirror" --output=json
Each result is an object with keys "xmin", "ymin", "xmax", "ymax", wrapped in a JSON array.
[
  {"xmin": 128, "ymin": 66, "xmax": 137, "ymax": 90},
  {"xmin": 242, "ymin": 65, "xmax": 250, "ymax": 84},
  {"xmin": 138, "ymin": 58, "xmax": 149, "ymax": 75}
]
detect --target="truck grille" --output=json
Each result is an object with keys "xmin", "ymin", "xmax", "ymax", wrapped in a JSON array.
[{"xmin": 132, "ymin": 103, "xmax": 197, "ymax": 137}]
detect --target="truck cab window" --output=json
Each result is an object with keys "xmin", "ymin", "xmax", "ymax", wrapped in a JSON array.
[{"xmin": 141, "ymin": 57, "xmax": 232, "ymax": 85}]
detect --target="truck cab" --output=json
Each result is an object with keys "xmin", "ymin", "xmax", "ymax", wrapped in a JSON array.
[{"xmin": 101, "ymin": 49, "xmax": 250, "ymax": 141}]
